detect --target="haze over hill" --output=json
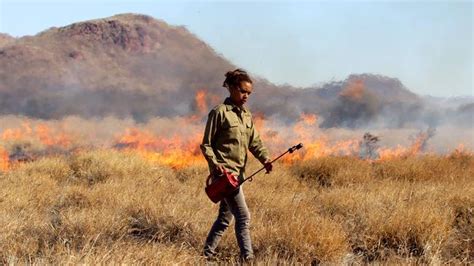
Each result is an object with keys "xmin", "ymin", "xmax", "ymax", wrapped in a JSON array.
[{"xmin": 0, "ymin": 13, "xmax": 471, "ymax": 128}]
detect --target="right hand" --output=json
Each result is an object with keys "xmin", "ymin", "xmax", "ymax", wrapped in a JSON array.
[
  {"xmin": 214, "ymin": 164, "xmax": 226, "ymax": 175},
  {"xmin": 264, "ymin": 161, "xmax": 273, "ymax": 174}
]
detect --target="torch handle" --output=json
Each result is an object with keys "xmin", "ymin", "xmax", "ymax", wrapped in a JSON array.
[{"xmin": 239, "ymin": 143, "xmax": 303, "ymax": 185}]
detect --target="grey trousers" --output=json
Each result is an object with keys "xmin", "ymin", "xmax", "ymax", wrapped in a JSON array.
[{"xmin": 203, "ymin": 187, "xmax": 253, "ymax": 258}]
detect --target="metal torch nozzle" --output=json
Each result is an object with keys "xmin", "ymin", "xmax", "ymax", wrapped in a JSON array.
[{"xmin": 289, "ymin": 143, "xmax": 303, "ymax": 153}]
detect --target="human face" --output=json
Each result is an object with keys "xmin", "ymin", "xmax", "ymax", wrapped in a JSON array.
[{"xmin": 229, "ymin": 81, "xmax": 253, "ymax": 107}]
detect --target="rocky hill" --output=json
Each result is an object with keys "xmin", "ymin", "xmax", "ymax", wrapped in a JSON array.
[{"xmin": 0, "ymin": 14, "xmax": 238, "ymax": 120}]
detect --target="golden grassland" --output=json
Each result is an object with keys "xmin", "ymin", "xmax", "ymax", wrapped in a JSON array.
[{"xmin": 0, "ymin": 150, "xmax": 472, "ymax": 264}]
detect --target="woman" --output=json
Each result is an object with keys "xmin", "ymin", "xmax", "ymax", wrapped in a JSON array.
[{"xmin": 200, "ymin": 69, "xmax": 272, "ymax": 261}]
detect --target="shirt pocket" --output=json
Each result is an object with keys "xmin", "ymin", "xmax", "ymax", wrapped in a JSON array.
[{"xmin": 221, "ymin": 116, "xmax": 240, "ymax": 142}]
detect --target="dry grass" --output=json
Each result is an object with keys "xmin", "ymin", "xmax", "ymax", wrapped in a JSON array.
[{"xmin": 0, "ymin": 150, "xmax": 472, "ymax": 264}]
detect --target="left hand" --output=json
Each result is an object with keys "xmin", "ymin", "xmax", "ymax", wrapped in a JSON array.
[{"xmin": 264, "ymin": 160, "xmax": 273, "ymax": 174}]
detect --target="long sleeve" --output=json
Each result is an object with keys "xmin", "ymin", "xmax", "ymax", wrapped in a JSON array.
[
  {"xmin": 200, "ymin": 109, "xmax": 220, "ymax": 169},
  {"xmin": 248, "ymin": 120, "xmax": 270, "ymax": 164}
]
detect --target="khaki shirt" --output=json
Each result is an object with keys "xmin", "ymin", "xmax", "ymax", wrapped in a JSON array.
[{"xmin": 200, "ymin": 98, "xmax": 270, "ymax": 180}]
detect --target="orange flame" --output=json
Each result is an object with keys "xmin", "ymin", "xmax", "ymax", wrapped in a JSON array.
[
  {"xmin": 187, "ymin": 89, "xmax": 210, "ymax": 123},
  {"xmin": 36, "ymin": 124, "xmax": 72, "ymax": 147},
  {"xmin": 115, "ymin": 128, "xmax": 204, "ymax": 168},
  {"xmin": 377, "ymin": 129, "xmax": 435, "ymax": 161},
  {"xmin": 258, "ymin": 112, "xmax": 363, "ymax": 163},
  {"xmin": 135, "ymin": 150, "xmax": 204, "ymax": 169},
  {"xmin": 300, "ymin": 113, "xmax": 317, "ymax": 126},
  {"xmin": 253, "ymin": 112, "xmax": 266, "ymax": 132},
  {"xmin": 2, "ymin": 122, "xmax": 71, "ymax": 148},
  {"xmin": 0, "ymin": 147, "xmax": 9, "ymax": 171},
  {"xmin": 378, "ymin": 145, "xmax": 408, "ymax": 161},
  {"xmin": 195, "ymin": 89, "xmax": 208, "ymax": 114}
]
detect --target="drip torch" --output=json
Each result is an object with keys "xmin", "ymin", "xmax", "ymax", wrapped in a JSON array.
[{"xmin": 205, "ymin": 143, "xmax": 303, "ymax": 203}]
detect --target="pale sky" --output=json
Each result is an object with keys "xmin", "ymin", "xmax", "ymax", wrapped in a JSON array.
[{"xmin": 1, "ymin": 0, "xmax": 472, "ymax": 97}]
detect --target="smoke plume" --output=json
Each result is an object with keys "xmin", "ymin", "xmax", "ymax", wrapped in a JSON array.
[{"xmin": 0, "ymin": 14, "xmax": 472, "ymax": 166}]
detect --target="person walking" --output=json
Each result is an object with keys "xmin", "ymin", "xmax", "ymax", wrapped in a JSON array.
[{"xmin": 200, "ymin": 69, "xmax": 273, "ymax": 261}]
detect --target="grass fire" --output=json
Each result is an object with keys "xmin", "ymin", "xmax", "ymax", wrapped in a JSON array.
[
  {"xmin": 0, "ymin": 89, "xmax": 473, "ymax": 264},
  {"xmin": 0, "ymin": 12, "xmax": 473, "ymax": 264}
]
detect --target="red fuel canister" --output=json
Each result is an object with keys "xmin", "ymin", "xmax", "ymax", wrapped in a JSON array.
[{"xmin": 205, "ymin": 170, "xmax": 239, "ymax": 203}]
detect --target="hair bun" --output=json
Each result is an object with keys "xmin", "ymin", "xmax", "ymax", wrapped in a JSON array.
[{"xmin": 222, "ymin": 68, "xmax": 252, "ymax": 89}]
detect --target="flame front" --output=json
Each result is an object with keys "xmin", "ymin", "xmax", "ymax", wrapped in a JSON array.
[
  {"xmin": 115, "ymin": 127, "xmax": 204, "ymax": 168},
  {"xmin": 0, "ymin": 90, "xmax": 471, "ymax": 170},
  {"xmin": 378, "ymin": 128, "xmax": 436, "ymax": 160},
  {"xmin": 36, "ymin": 124, "xmax": 72, "ymax": 148},
  {"xmin": 2, "ymin": 122, "xmax": 72, "ymax": 149}
]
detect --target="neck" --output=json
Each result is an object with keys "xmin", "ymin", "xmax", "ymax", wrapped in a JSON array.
[{"xmin": 229, "ymin": 97, "xmax": 242, "ymax": 108}]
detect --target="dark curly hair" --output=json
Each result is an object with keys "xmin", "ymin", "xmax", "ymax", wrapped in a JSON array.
[{"xmin": 222, "ymin": 69, "xmax": 253, "ymax": 89}]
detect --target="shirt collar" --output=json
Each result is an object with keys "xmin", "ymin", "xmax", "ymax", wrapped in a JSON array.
[{"xmin": 224, "ymin": 97, "xmax": 248, "ymax": 113}]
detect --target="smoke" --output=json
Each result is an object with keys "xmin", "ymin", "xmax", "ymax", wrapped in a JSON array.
[
  {"xmin": 321, "ymin": 79, "xmax": 382, "ymax": 128},
  {"xmin": 0, "ymin": 15, "xmax": 472, "ymax": 161},
  {"xmin": 0, "ymin": 72, "xmax": 471, "ymax": 161}
]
